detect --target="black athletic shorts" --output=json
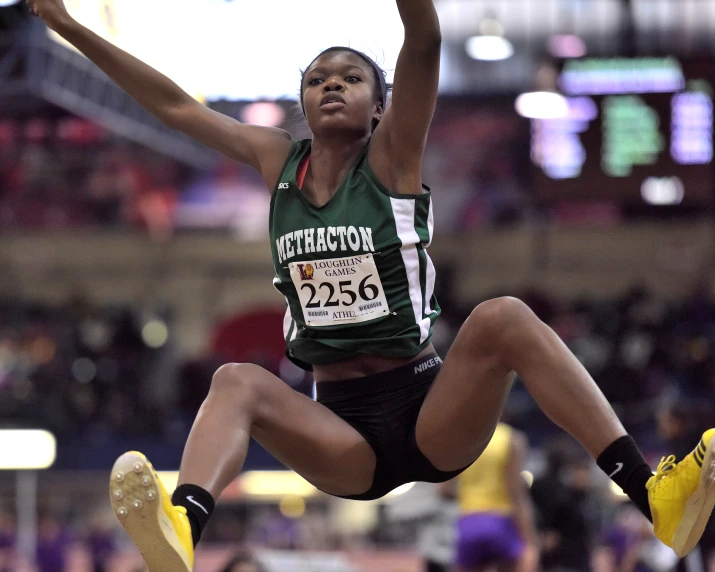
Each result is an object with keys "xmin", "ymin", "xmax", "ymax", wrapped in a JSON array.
[{"xmin": 315, "ymin": 352, "xmax": 471, "ymax": 501}]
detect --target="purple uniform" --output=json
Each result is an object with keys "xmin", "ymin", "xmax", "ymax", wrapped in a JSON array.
[{"xmin": 455, "ymin": 513, "xmax": 525, "ymax": 568}]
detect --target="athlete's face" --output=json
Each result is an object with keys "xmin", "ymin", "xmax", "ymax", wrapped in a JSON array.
[{"xmin": 302, "ymin": 51, "xmax": 383, "ymax": 136}]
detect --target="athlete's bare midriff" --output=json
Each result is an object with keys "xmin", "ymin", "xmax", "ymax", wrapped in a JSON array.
[{"xmin": 313, "ymin": 343, "xmax": 436, "ymax": 383}]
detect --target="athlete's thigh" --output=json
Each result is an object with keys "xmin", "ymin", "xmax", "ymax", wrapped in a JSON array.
[
  {"xmin": 244, "ymin": 365, "xmax": 377, "ymax": 497},
  {"xmin": 415, "ymin": 316, "xmax": 514, "ymax": 472}
]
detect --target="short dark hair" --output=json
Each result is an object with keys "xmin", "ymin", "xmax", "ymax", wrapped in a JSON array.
[{"xmin": 300, "ymin": 47, "xmax": 392, "ymax": 128}]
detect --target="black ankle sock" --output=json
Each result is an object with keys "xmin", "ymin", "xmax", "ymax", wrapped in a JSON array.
[
  {"xmin": 172, "ymin": 484, "xmax": 215, "ymax": 547},
  {"xmin": 597, "ymin": 435, "xmax": 653, "ymax": 522}
]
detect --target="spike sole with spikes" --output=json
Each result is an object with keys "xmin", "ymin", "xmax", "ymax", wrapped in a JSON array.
[
  {"xmin": 671, "ymin": 437, "xmax": 715, "ymax": 557},
  {"xmin": 109, "ymin": 452, "xmax": 192, "ymax": 572}
]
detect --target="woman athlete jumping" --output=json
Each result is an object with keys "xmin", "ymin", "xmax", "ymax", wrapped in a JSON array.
[{"xmin": 27, "ymin": 0, "xmax": 715, "ymax": 570}]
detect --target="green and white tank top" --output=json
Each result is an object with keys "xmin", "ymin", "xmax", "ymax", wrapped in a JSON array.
[{"xmin": 269, "ymin": 139, "xmax": 440, "ymax": 370}]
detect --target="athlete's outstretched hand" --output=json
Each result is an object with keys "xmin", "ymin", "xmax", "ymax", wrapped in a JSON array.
[{"xmin": 26, "ymin": 0, "xmax": 73, "ymax": 31}]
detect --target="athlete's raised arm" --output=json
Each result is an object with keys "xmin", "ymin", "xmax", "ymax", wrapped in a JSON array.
[
  {"xmin": 369, "ymin": 0, "xmax": 441, "ymax": 192},
  {"xmin": 26, "ymin": 0, "xmax": 292, "ymax": 190}
]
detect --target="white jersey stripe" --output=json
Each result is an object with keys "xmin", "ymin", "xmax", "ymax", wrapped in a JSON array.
[
  {"xmin": 418, "ymin": 316, "xmax": 431, "ymax": 344},
  {"xmin": 402, "ymin": 245, "xmax": 429, "ymax": 343},
  {"xmin": 278, "ymin": 280, "xmax": 300, "ymax": 343},
  {"xmin": 424, "ymin": 250, "xmax": 436, "ymax": 315},
  {"xmin": 282, "ymin": 299, "xmax": 292, "ymax": 340},
  {"xmin": 390, "ymin": 198, "xmax": 429, "ymax": 343},
  {"xmin": 390, "ymin": 197, "xmax": 421, "ymax": 245},
  {"xmin": 427, "ymin": 200, "xmax": 435, "ymax": 246}
]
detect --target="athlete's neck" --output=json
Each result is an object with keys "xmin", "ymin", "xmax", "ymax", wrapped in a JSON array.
[{"xmin": 305, "ymin": 135, "xmax": 369, "ymax": 203}]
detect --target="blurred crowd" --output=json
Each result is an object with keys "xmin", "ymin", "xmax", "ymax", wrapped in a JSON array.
[
  {"xmin": 409, "ymin": 435, "xmax": 689, "ymax": 572},
  {"xmin": 433, "ymin": 282, "xmax": 715, "ymax": 452},
  {"xmin": 0, "ymin": 294, "xmax": 316, "ymax": 449},
  {"xmin": 3, "ymin": 282, "xmax": 715, "ymax": 449},
  {"xmin": 0, "ymin": 107, "xmax": 532, "ymax": 240},
  {"xmin": 0, "ymin": 293, "xmax": 180, "ymax": 440},
  {"xmin": 2, "ymin": 270, "xmax": 715, "ymax": 570},
  {"xmin": 0, "ymin": 117, "xmax": 185, "ymax": 240},
  {"xmin": 0, "ymin": 417, "xmax": 708, "ymax": 572}
]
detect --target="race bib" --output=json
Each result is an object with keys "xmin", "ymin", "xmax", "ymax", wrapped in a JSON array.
[{"xmin": 289, "ymin": 253, "xmax": 390, "ymax": 327}]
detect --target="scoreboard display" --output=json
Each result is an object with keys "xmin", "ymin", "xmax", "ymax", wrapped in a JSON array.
[{"xmin": 531, "ymin": 58, "xmax": 714, "ymax": 207}]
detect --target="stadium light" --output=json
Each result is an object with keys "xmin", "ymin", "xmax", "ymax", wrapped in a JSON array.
[
  {"xmin": 384, "ymin": 482, "xmax": 414, "ymax": 497},
  {"xmin": 641, "ymin": 176, "xmax": 685, "ymax": 205},
  {"xmin": 241, "ymin": 102, "xmax": 286, "ymax": 128},
  {"xmin": 142, "ymin": 319, "xmax": 169, "ymax": 349},
  {"xmin": 241, "ymin": 471, "xmax": 318, "ymax": 498},
  {"xmin": 610, "ymin": 481, "xmax": 628, "ymax": 498},
  {"xmin": 158, "ymin": 470, "xmax": 320, "ymax": 499},
  {"xmin": 0, "ymin": 429, "xmax": 56, "ymax": 470},
  {"xmin": 465, "ymin": 16, "xmax": 514, "ymax": 62},
  {"xmin": 465, "ymin": 36, "xmax": 514, "ymax": 62},
  {"xmin": 0, "ymin": 429, "xmax": 57, "ymax": 571},
  {"xmin": 547, "ymin": 34, "xmax": 587, "ymax": 59},
  {"xmin": 515, "ymin": 92, "xmax": 569, "ymax": 119},
  {"xmin": 279, "ymin": 495, "xmax": 306, "ymax": 518}
]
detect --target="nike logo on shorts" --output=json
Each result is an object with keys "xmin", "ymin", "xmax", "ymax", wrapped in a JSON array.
[
  {"xmin": 186, "ymin": 495, "xmax": 209, "ymax": 514},
  {"xmin": 609, "ymin": 462, "xmax": 624, "ymax": 478}
]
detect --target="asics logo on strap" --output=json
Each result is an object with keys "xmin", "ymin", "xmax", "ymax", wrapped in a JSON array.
[
  {"xmin": 186, "ymin": 496, "xmax": 209, "ymax": 514},
  {"xmin": 609, "ymin": 462, "xmax": 624, "ymax": 478}
]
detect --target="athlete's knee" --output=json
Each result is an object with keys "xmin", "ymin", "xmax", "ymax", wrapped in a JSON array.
[
  {"xmin": 468, "ymin": 297, "xmax": 538, "ymax": 353},
  {"xmin": 209, "ymin": 362, "xmax": 266, "ymax": 407}
]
